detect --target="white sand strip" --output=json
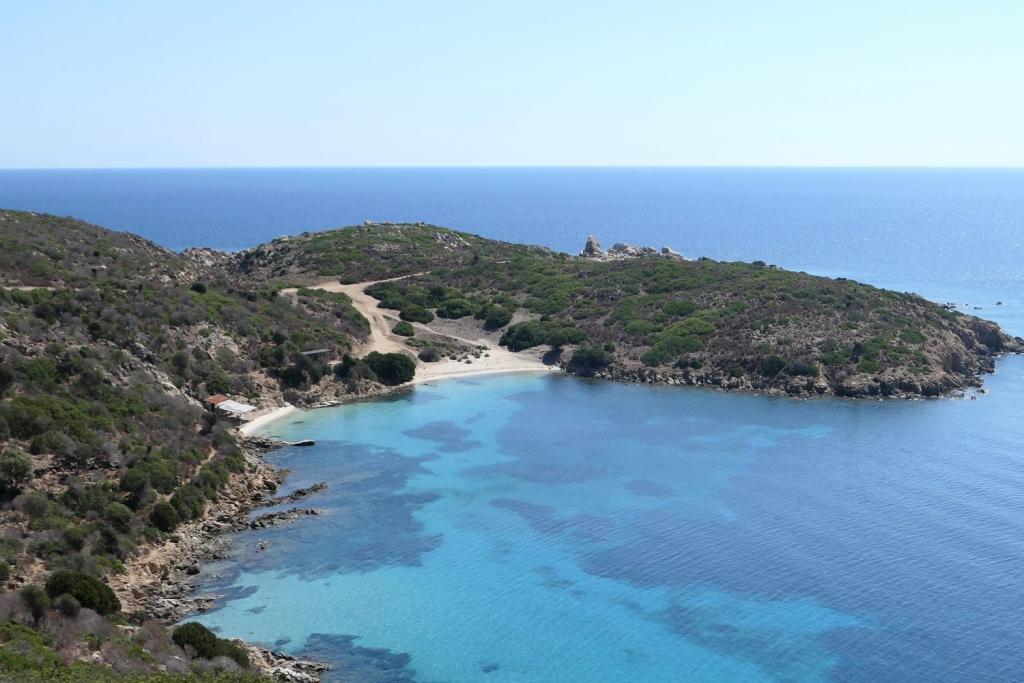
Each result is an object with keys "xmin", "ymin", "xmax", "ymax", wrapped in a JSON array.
[{"xmin": 239, "ymin": 404, "xmax": 298, "ymax": 436}]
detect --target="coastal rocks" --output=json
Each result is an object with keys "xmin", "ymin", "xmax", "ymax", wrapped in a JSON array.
[
  {"xmin": 258, "ymin": 482, "xmax": 328, "ymax": 508},
  {"xmin": 661, "ymin": 246, "xmax": 684, "ymax": 260},
  {"xmin": 246, "ymin": 647, "xmax": 331, "ymax": 683},
  {"xmin": 241, "ymin": 434, "xmax": 290, "ymax": 454},
  {"xmin": 248, "ymin": 507, "xmax": 322, "ymax": 530}
]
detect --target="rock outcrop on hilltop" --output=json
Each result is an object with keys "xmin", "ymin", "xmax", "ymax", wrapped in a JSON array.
[
  {"xmin": 580, "ymin": 234, "xmax": 686, "ymax": 261},
  {"xmin": 581, "ymin": 234, "xmax": 604, "ymax": 257}
]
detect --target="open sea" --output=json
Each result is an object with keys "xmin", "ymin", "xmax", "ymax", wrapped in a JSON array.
[{"xmin": 2, "ymin": 168, "xmax": 1023, "ymax": 680}]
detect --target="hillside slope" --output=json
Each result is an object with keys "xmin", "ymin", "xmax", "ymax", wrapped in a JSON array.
[{"xmin": 228, "ymin": 222, "xmax": 1023, "ymax": 398}]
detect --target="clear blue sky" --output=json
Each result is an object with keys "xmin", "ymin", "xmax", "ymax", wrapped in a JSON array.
[{"xmin": 2, "ymin": 1, "xmax": 1022, "ymax": 168}]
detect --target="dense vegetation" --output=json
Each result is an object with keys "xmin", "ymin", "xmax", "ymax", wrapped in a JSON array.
[
  {"xmin": 0, "ymin": 619, "xmax": 261, "ymax": 681},
  {"xmin": 0, "ymin": 212, "xmax": 406, "ymax": 679},
  {"xmin": 258, "ymin": 223, "xmax": 1019, "ymax": 397}
]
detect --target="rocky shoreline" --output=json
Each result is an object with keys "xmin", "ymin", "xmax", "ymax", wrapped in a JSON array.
[
  {"xmin": 110, "ymin": 434, "xmax": 331, "ymax": 682},
  {"xmin": 565, "ymin": 341, "xmax": 1022, "ymax": 399},
  {"xmin": 109, "ymin": 339, "xmax": 1023, "ymax": 681}
]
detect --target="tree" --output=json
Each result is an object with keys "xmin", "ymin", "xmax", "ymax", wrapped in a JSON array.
[{"xmin": 0, "ymin": 448, "xmax": 33, "ymax": 497}]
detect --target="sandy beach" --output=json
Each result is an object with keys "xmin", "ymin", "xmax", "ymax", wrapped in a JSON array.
[{"xmin": 239, "ymin": 404, "xmax": 298, "ymax": 436}]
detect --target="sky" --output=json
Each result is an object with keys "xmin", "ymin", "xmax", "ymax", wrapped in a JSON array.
[{"xmin": 1, "ymin": 1, "xmax": 1022, "ymax": 168}]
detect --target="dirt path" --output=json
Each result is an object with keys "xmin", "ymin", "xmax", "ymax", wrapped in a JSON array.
[{"xmin": 282, "ymin": 277, "xmax": 554, "ymax": 383}]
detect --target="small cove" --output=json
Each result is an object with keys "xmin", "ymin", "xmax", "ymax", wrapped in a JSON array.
[{"xmin": 192, "ymin": 362, "xmax": 1024, "ymax": 681}]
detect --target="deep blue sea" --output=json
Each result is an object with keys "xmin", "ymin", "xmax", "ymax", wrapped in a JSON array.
[
  {"xmin": 2, "ymin": 168, "xmax": 1023, "ymax": 680},
  {"xmin": 0, "ymin": 168, "xmax": 1022, "ymax": 335}
]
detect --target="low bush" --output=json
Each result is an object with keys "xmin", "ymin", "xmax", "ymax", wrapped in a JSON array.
[
  {"xmin": 436, "ymin": 298, "xmax": 477, "ymax": 319},
  {"xmin": 499, "ymin": 321, "xmax": 585, "ymax": 352},
  {"xmin": 418, "ymin": 346, "xmax": 441, "ymax": 362},
  {"xmin": 149, "ymin": 501, "xmax": 180, "ymax": 532},
  {"xmin": 172, "ymin": 622, "xmax": 217, "ymax": 657},
  {"xmin": 363, "ymin": 352, "xmax": 416, "ymax": 385},
  {"xmin": 399, "ymin": 304, "xmax": 434, "ymax": 324},
  {"xmin": 759, "ymin": 355, "xmax": 787, "ymax": 377},
  {"xmin": 0, "ymin": 448, "xmax": 33, "ymax": 498},
  {"xmin": 483, "ymin": 306, "xmax": 513, "ymax": 330},
  {"xmin": 172, "ymin": 622, "xmax": 249, "ymax": 668},
  {"xmin": 54, "ymin": 593, "xmax": 81, "ymax": 617},
  {"xmin": 392, "ymin": 321, "xmax": 415, "ymax": 337},
  {"xmin": 567, "ymin": 346, "xmax": 615, "ymax": 376},
  {"xmin": 44, "ymin": 570, "xmax": 121, "ymax": 615},
  {"xmin": 787, "ymin": 360, "xmax": 819, "ymax": 377},
  {"xmin": 19, "ymin": 585, "xmax": 50, "ymax": 625}
]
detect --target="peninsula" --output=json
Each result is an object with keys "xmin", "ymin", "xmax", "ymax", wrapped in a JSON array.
[{"xmin": 0, "ymin": 210, "xmax": 1020, "ymax": 680}]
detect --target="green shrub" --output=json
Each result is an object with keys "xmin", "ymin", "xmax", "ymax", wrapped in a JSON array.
[
  {"xmin": 190, "ymin": 282, "xmax": 208, "ymax": 294},
  {"xmin": 483, "ymin": 306, "xmax": 513, "ymax": 330},
  {"xmin": 19, "ymin": 585, "xmax": 50, "ymax": 625},
  {"xmin": 858, "ymin": 358, "xmax": 881, "ymax": 373},
  {"xmin": 172, "ymin": 622, "xmax": 218, "ymax": 657},
  {"xmin": 0, "ymin": 448, "xmax": 33, "ymax": 497},
  {"xmin": 567, "ymin": 346, "xmax": 615, "ymax": 376},
  {"xmin": 418, "ymin": 346, "xmax": 441, "ymax": 362},
  {"xmin": 787, "ymin": 361, "xmax": 819, "ymax": 377},
  {"xmin": 363, "ymin": 352, "xmax": 416, "ymax": 385},
  {"xmin": 213, "ymin": 639, "xmax": 250, "ymax": 668},
  {"xmin": 436, "ymin": 298, "xmax": 477, "ymax": 319},
  {"xmin": 54, "ymin": 593, "xmax": 80, "ymax": 617},
  {"xmin": 0, "ymin": 562, "xmax": 9, "ymax": 582},
  {"xmin": 44, "ymin": 570, "xmax": 120, "ymax": 615},
  {"xmin": 103, "ymin": 502, "xmax": 133, "ymax": 533},
  {"xmin": 149, "ymin": 501, "xmax": 180, "ymax": 532},
  {"xmin": 392, "ymin": 321, "xmax": 415, "ymax": 337},
  {"xmin": 399, "ymin": 304, "xmax": 434, "ymax": 324},
  {"xmin": 759, "ymin": 355, "xmax": 787, "ymax": 377},
  {"xmin": 663, "ymin": 300, "xmax": 697, "ymax": 317},
  {"xmin": 172, "ymin": 622, "xmax": 249, "ymax": 667},
  {"xmin": 500, "ymin": 321, "xmax": 585, "ymax": 352}
]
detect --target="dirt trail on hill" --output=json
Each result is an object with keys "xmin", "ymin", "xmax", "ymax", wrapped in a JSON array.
[{"xmin": 282, "ymin": 276, "xmax": 554, "ymax": 383}]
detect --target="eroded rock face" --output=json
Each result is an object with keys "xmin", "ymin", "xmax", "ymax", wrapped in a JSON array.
[
  {"xmin": 661, "ymin": 246, "xmax": 684, "ymax": 260},
  {"xmin": 581, "ymin": 235, "xmax": 604, "ymax": 257}
]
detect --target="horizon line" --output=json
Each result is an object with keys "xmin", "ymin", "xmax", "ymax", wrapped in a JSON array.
[{"xmin": 2, "ymin": 164, "xmax": 1024, "ymax": 172}]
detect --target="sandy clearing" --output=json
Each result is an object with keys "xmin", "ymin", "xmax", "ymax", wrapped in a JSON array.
[{"xmin": 283, "ymin": 276, "xmax": 556, "ymax": 385}]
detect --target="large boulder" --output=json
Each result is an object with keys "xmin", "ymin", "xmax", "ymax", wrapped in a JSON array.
[{"xmin": 581, "ymin": 235, "xmax": 604, "ymax": 257}]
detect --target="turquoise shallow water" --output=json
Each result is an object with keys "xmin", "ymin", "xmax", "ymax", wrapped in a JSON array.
[{"xmin": 191, "ymin": 361, "xmax": 1024, "ymax": 682}]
